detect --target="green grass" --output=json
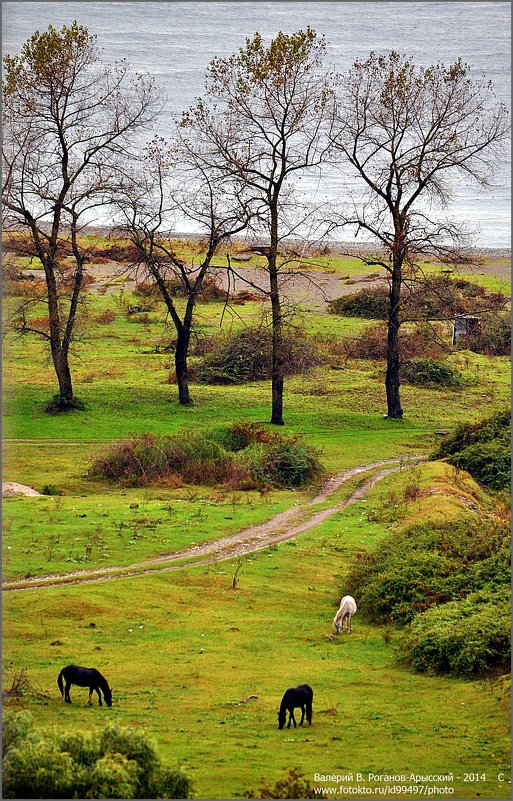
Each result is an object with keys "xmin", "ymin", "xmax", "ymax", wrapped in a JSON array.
[
  {"xmin": 3, "ymin": 249, "xmax": 511, "ymax": 799},
  {"xmin": 2, "ymin": 489, "xmax": 298, "ymax": 581},
  {"xmin": 3, "ymin": 484, "xmax": 510, "ymax": 799}
]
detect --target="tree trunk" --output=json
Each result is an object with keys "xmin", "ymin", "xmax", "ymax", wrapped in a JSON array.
[
  {"xmin": 45, "ymin": 253, "xmax": 76, "ymax": 410},
  {"xmin": 54, "ymin": 351, "xmax": 74, "ymax": 407},
  {"xmin": 269, "ymin": 259, "xmax": 285, "ymax": 426},
  {"xmin": 175, "ymin": 328, "xmax": 193, "ymax": 405},
  {"xmin": 385, "ymin": 257, "xmax": 403, "ymax": 419}
]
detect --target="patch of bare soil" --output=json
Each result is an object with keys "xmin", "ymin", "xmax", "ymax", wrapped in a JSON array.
[
  {"xmin": 2, "ymin": 482, "xmax": 42, "ymax": 497},
  {"xmin": 1, "ymin": 455, "xmax": 425, "ymax": 593}
]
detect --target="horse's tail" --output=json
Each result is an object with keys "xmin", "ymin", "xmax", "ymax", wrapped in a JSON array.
[{"xmin": 57, "ymin": 669, "xmax": 64, "ymax": 697}]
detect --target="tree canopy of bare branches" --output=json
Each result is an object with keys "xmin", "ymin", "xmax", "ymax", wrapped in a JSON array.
[
  {"xmin": 180, "ymin": 27, "xmax": 335, "ymax": 424},
  {"xmin": 114, "ymin": 135, "xmax": 251, "ymax": 405},
  {"xmin": 2, "ymin": 21, "xmax": 163, "ymax": 410},
  {"xmin": 330, "ymin": 51, "xmax": 510, "ymax": 418}
]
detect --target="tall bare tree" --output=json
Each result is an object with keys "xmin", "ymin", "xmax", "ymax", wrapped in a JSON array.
[
  {"xmin": 2, "ymin": 22, "xmax": 162, "ymax": 410},
  {"xmin": 115, "ymin": 137, "xmax": 251, "ymax": 405},
  {"xmin": 180, "ymin": 28, "xmax": 334, "ymax": 425},
  {"xmin": 330, "ymin": 51, "xmax": 509, "ymax": 418}
]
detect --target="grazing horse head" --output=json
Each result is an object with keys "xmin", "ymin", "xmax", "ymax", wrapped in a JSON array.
[
  {"xmin": 278, "ymin": 708, "xmax": 287, "ymax": 730},
  {"xmin": 103, "ymin": 684, "xmax": 113, "ymax": 707}
]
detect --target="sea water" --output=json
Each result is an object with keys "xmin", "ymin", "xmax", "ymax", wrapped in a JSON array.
[{"xmin": 2, "ymin": 1, "xmax": 511, "ymax": 247}]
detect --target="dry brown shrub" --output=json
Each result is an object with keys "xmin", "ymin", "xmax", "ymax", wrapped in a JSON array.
[{"xmin": 95, "ymin": 309, "xmax": 115, "ymax": 324}]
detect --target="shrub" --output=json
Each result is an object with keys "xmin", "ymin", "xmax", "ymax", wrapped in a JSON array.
[
  {"xmin": 89, "ymin": 432, "xmax": 234, "ymax": 487},
  {"xmin": 398, "ymin": 587, "xmax": 511, "ymax": 677},
  {"xmin": 328, "ymin": 275, "xmax": 507, "ymax": 322},
  {"xmin": 3, "ymin": 279, "xmax": 47, "ymax": 298},
  {"xmin": 433, "ymin": 409, "xmax": 510, "ymax": 458},
  {"xmin": 328, "ymin": 286, "xmax": 389, "ymax": 319},
  {"xmin": 196, "ymin": 326, "xmax": 325, "ymax": 384},
  {"xmin": 245, "ymin": 767, "xmax": 327, "ymax": 799},
  {"xmin": 400, "ymin": 358, "xmax": 465, "ymax": 388},
  {"xmin": 244, "ymin": 436, "xmax": 323, "ymax": 488},
  {"xmin": 448, "ymin": 440, "xmax": 510, "ymax": 491},
  {"xmin": 346, "ymin": 517, "xmax": 511, "ymax": 626},
  {"xmin": 2, "ymin": 714, "xmax": 192, "ymax": 800},
  {"xmin": 342, "ymin": 323, "xmax": 449, "ymax": 362},
  {"xmin": 210, "ymin": 421, "xmax": 278, "ymax": 452},
  {"xmin": 134, "ymin": 281, "xmax": 157, "ymax": 297},
  {"xmin": 95, "ymin": 309, "xmax": 115, "ymax": 324},
  {"xmin": 432, "ymin": 409, "xmax": 511, "ymax": 490},
  {"xmin": 41, "ymin": 484, "xmax": 62, "ymax": 496},
  {"xmin": 89, "ymin": 426, "xmax": 323, "ymax": 490}
]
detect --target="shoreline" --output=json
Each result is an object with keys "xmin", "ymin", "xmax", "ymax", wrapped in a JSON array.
[{"xmin": 79, "ymin": 225, "xmax": 511, "ymax": 261}]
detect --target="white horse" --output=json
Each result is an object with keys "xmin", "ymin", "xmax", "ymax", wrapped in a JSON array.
[{"xmin": 333, "ymin": 595, "xmax": 357, "ymax": 633}]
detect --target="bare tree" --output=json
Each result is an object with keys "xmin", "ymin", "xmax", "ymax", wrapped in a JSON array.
[
  {"xmin": 179, "ymin": 28, "xmax": 334, "ymax": 425},
  {"xmin": 2, "ymin": 22, "xmax": 162, "ymax": 410},
  {"xmin": 330, "ymin": 51, "xmax": 510, "ymax": 418},
  {"xmin": 114, "ymin": 136, "xmax": 251, "ymax": 405}
]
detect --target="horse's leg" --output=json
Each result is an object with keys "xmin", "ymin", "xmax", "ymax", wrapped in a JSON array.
[
  {"xmin": 65, "ymin": 682, "xmax": 71, "ymax": 703},
  {"xmin": 87, "ymin": 688, "xmax": 93, "ymax": 705},
  {"xmin": 96, "ymin": 687, "xmax": 103, "ymax": 706},
  {"xmin": 299, "ymin": 705, "xmax": 305, "ymax": 725},
  {"xmin": 288, "ymin": 710, "xmax": 296, "ymax": 729}
]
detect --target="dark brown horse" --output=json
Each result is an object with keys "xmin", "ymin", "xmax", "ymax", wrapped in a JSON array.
[
  {"xmin": 278, "ymin": 684, "xmax": 313, "ymax": 729},
  {"xmin": 58, "ymin": 665, "xmax": 112, "ymax": 707}
]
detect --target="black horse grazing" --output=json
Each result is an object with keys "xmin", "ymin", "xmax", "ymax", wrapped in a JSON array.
[
  {"xmin": 58, "ymin": 665, "xmax": 112, "ymax": 707},
  {"xmin": 278, "ymin": 684, "xmax": 313, "ymax": 729}
]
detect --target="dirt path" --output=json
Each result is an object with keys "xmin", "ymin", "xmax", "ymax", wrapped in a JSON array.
[{"xmin": 2, "ymin": 455, "xmax": 424, "ymax": 593}]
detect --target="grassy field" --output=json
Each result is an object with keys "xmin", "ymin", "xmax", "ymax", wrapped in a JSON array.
[{"xmin": 2, "ymin": 244, "xmax": 511, "ymax": 799}]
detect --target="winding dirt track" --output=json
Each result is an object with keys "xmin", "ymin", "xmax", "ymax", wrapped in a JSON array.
[{"xmin": 2, "ymin": 455, "xmax": 425, "ymax": 593}]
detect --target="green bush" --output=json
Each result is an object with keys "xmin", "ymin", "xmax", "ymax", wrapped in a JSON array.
[
  {"xmin": 196, "ymin": 325, "xmax": 325, "ymax": 385},
  {"xmin": 3, "ymin": 739, "xmax": 77, "ymax": 799},
  {"xmin": 88, "ymin": 432, "xmax": 236, "ymax": 487},
  {"xmin": 432, "ymin": 409, "xmax": 510, "ymax": 458},
  {"xmin": 328, "ymin": 276, "xmax": 507, "ymax": 323},
  {"xmin": 41, "ymin": 484, "xmax": 62, "ymax": 496},
  {"xmin": 398, "ymin": 587, "xmax": 511, "ymax": 677},
  {"xmin": 346, "ymin": 517, "xmax": 511, "ymax": 626},
  {"xmin": 432, "ymin": 410, "xmax": 511, "ymax": 490},
  {"xmin": 243, "ymin": 436, "xmax": 323, "ymax": 488},
  {"xmin": 328, "ymin": 286, "xmax": 389, "ymax": 319},
  {"xmin": 2, "ymin": 714, "xmax": 192, "ymax": 800},
  {"xmin": 89, "ymin": 426, "xmax": 323, "ymax": 490},
  {"xmin": 449, "ymin": 440, "xmax": 510, "ymax": 491},
  {"xmin": 400, "ymin": 358, "xmax": 465, "ymax": 388}
]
